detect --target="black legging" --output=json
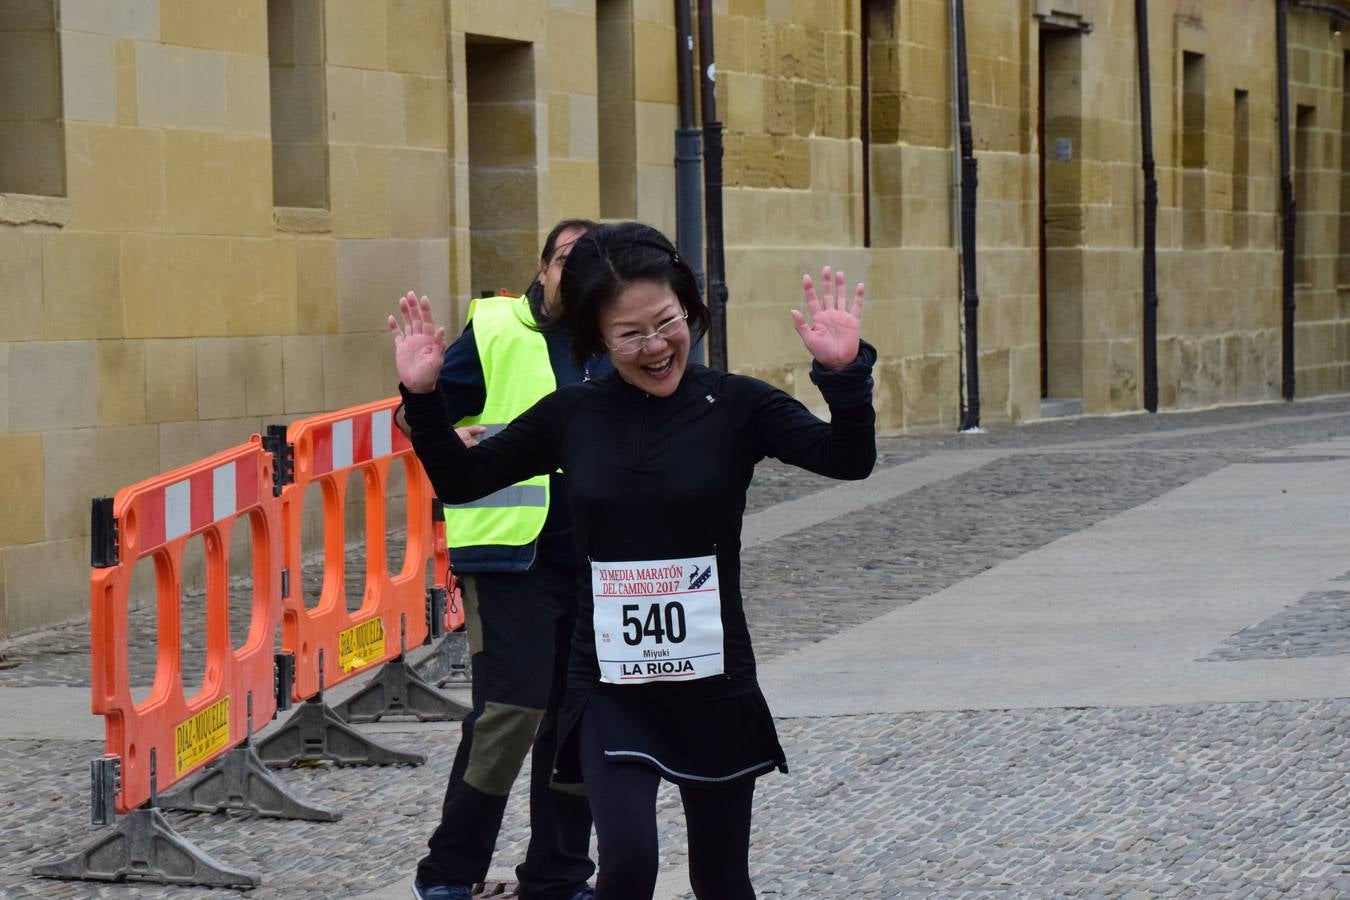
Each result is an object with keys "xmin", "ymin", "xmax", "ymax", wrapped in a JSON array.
[{"xmin": 578, "ymin": 710, "xmax": 757, "ymax": 900}]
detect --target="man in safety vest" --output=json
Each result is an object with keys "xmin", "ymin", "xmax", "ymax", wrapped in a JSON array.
[{"xmin": 403, "ymin": 220, "xmax": 603, "ymax": 900}]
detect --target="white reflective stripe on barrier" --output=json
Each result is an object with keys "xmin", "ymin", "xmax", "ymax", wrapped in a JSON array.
[
  {"xmin": 213, "ymin": 462, "xmax": 237, "ymax": 522},
  {"xmin": 373, "ymin": 409, "xmax": 392, "ymax": 458},
  {"xmin": 332, "ymin": 419, "xmax": 354, "ymax": 471},
  {"xmin": 165, "ymin": 481, "xmax": 192, "ymax": 541}
]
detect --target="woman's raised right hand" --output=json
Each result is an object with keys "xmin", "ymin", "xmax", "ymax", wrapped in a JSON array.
[{"xmin": 387, "ymin": 291, "xmax": 446, "ymax": 393}]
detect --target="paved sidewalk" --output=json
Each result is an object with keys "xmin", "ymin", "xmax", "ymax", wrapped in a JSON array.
[
  {"xmin": 2, "ymin": 397, "xmax": 1348, "ymax": 898},
  {"xmin": 758, "ymin": 436, "xmax": 1350, "ymax": 715}
]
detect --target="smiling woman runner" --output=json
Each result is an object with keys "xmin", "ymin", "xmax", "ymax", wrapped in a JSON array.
[{"xmin": 390, "ymin": 221, "xmax": 875, "ymax": 900}]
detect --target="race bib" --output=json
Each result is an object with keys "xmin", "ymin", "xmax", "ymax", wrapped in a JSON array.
[{"xmin": 591, "ymin": 555, "xmax": 724, "ymax": 685}]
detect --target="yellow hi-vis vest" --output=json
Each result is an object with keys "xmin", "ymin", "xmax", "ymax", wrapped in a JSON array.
[{"xmin": 443, "ymin": 295, "xmax": 554, "ymax": 549}]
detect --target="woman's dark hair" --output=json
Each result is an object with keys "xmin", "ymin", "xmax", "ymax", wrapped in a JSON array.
[
  {"xmin": 524, "ymin": 218, "xmax": 598, "ymax": 311},
  {"xmin": 553, "ymin": 221, "xmax": 710, "ymax": 368}
]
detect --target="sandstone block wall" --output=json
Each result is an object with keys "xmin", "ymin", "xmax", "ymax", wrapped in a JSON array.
[
  {"xmin": 718, "ymin": 0, "xmax": 1345, "ymax": 422},
  {"xmin": 0, "ymin": 0, "xmax": 681, "ymax": 636},
  {"xmin": 0, "ymin": 0, "xmax": 1346, "ymax": 635}
]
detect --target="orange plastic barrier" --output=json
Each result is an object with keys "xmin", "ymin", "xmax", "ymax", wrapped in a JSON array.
[
  {"xmin": 279, "ymin": 398, "xmax": 442, "ymax": 700},
  {"xmin": 86, "ymin": 397, "xmax": 461, "ymax": 812},
  {"xmin": 89, "ymin": 437, "xmax": 283, "ymax": 814}
]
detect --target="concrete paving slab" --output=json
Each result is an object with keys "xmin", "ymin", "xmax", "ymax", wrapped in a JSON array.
[
  {"xmin": 758, "ymin": 440, "xmax": 1350, "ymax": 717},
  {"xmin": 3, "ymin": 651, "xmax": 469, "ymax": 746},
  {"xmin": 741, "ymin": 450, "xmax": 1006, "ymax": 548},
  {"xmin": 1051, "ymin": 407, "xmax": 1350, "ymax": 451},
  {"xmin": 0, "ymin": 687, "xmax": 102, "ymax": 740}
]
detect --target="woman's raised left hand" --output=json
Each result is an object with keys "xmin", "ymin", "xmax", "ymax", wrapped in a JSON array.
[{"xmin": 791, "ymin": 266, "xmax": 864, "ymax": 370}]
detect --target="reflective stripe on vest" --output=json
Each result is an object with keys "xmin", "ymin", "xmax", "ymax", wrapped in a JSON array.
[
  {"xmin": 445, "ymin": 483, "xmax": 548, "ymax": 510},
  {"xmin": 443, "ymin": 296, "xmax": 554, "ymax": 549}
]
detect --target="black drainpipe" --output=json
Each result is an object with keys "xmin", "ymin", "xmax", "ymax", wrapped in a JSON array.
[
  {"xmin": 954, "ymin": 0, "xmax": 981, "ymax": 430},
  {"xmin": 674, "ymin": 0, "xmax": 706, "ymax": 363},
  {"xmin": 697, "ymin": 0, "xmax": 729, "ymax": 371},
  {"xmin": 860, "ymin": 4, "xmax": 871, "ymax": 247},
  {"xmin": 1135, "ymin": 0, "xmax": 1159, "ymax": 412},
  {"xmin": 1276, "ymin": 0, "xmax": 1296, "ymax": 401}
]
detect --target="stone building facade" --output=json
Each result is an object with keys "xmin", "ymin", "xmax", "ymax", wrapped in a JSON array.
[{"xmin": 1, "ymin": 0, "xmax": 1347, "ymax": 635}]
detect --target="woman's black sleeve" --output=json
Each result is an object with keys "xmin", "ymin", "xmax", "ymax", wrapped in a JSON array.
[
  {"xmin": 745, "ymin": 340, "xmax": 877, "ymax": 481},
  {"xmin": 399, "ymin": 383, "xmax": 561, "ymax": 504}
]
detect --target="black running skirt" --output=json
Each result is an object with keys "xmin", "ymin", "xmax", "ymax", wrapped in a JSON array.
[{"xmin": 554, "ymin": 685, "xmax": 787, "ymax": 789}]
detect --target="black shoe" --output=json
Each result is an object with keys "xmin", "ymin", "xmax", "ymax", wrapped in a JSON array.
[{"xmin": 411, "ymin": 881, "xmax": 473, "ymax": 900}]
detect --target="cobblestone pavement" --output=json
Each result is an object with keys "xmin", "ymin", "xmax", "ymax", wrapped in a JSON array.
[
  {"xmin": 1202, "ymin": 579, "xmax": 1350, "ymax": 662},
  {"xmin": 2, "ymin": 397, "xmax": 1350, "ymax": 896},
  {"xmin": 3, "ymin": 698, "xmax": 1346, "ymax": 898}
]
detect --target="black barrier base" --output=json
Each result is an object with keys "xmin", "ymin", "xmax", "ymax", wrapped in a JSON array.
[
  {"xmin": 255, "ymin": 695, "xmax": 426, "ymax": 767},
  {"xmin": 414, "ymin": 628, "xmax": 473, "ymax": 687},
  {"xmin": 157, "ymin": 742, "xmax": 341, "ymax": 821},
  {"xmin": 332, "ymin": 653, "xmax": 470, "ymax": 723},
  {"xmin": 32, "ymin": 806, "xmax": 260, "ymax": 889}
]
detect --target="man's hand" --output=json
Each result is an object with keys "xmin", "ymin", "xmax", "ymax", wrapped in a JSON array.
[
  {"xmin": 396, "ymin": 408, "xmax": 486, "ymax": 449},
  {"xmin": 457, "ymin": 425, "xmax": 487, "ymax": 448},
  {"xmin": 389, "ymin": 292, "xmax": 447, "ymax": 393}
]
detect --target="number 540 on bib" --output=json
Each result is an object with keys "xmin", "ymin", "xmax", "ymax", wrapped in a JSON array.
[{"xmin": 591, "ymin": 555, "xmax": 725, "ymax": 684}]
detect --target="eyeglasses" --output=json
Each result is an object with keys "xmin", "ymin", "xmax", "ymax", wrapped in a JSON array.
[{"xmin": 605, "ymin": 311, "xmax": 688, "ymax": 357}]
